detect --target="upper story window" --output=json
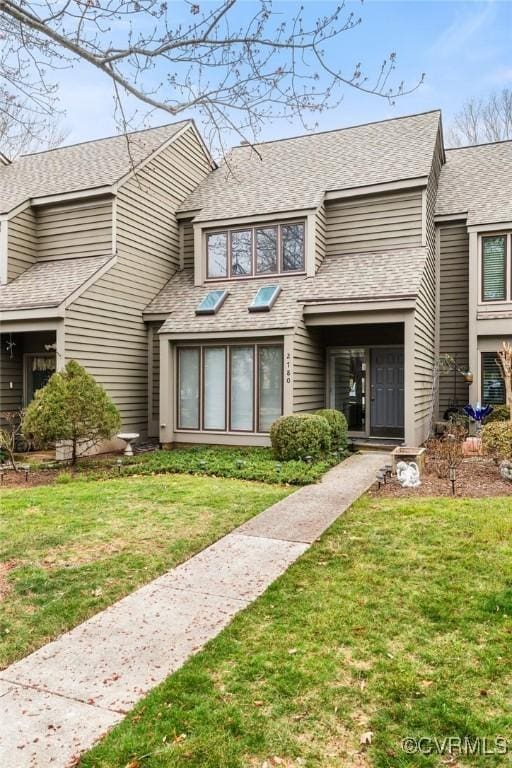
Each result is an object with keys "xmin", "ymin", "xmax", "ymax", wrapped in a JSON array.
[
  {"xmin": 206, "ymin": 221, "xmax": 305, "ymax": 280},
  {"xmin": 482, "ymin": 235, "xmax": 509, "ymax": 302}
]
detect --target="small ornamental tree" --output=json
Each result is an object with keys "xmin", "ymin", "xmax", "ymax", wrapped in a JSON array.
[
  {"xmin": 497, "ymin": 341, "xmax": 512, "ymax": 422},
  {"xmin": 22, "ymin": 360, "xmax": 121, "ymax": 465},
  {"xmin": 0, "ymin": 410, "xmax": 25, "ymax": 470}
]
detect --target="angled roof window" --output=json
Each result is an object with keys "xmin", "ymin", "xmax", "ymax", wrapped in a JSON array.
[
  {"xmin": 249, "ymin": 284, "xmax": 281, "ymax": 312},
  {"xmin": 196, "ymin": 288, "xmax": 228, "ymax": 315}
]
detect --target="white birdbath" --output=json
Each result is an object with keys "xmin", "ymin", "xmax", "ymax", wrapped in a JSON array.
[{"xmin": 117, "ymin": 432, "xmax": 139, "ymax": 457}]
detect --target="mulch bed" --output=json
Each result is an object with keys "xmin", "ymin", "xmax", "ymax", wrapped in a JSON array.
[
  {"xmin": 0, "ymin": 451, "xmax": 134, "ymax": 488},
  {"xmin": 0, "ymin": 468, "xmax": 60, "ymax": 488},
  {"xmin": 370, "ymin": 457, "xmax": 512, "ymax": 498}
]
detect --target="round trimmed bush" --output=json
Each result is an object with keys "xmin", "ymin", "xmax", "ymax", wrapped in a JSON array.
[
  {"xmin": 482, "ymin": 421, "xmax": 512, "ymax": 462},
  {"xmin": 484, "ymin": 405, "xmax": 510, "ymax": 424},
  {"xmin": 270, "ymin": 414, "xmax": 331, "ymax": 461},
  {"xmin": 315, "ymin": 408, "xmax": 348, "ymax": 450}
]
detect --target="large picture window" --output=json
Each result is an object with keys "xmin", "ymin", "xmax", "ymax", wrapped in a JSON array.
[
  {"xmin": 177, "ymin": 348, "xmax": 200, "ymax": 429},
  {"xmin": 230, "ymin": 346, "xmax": 254, "ymax": 431},
  {"xmin": 482, "ymin": 235, "xmax": 507, "ymax": 302},
  {"xmin": 176, "ymin": 343, "xmax": 283, "ymax": 433},
  {"xmin": 258, "ymin": 346, "xmax": 283, "ymax": 431},
  {"xmin": 481, "ymin": 352, "xmax": 505, "ymax": 406},
  {"xmin": 203, "ymin": 347, "xmax": 226, "ymax": 430},
  {"xmin": 206, "ymin": 222, "xmax": 305, "ymax": 279}
]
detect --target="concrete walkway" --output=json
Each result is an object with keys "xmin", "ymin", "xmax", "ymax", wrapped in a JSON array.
[{"xmin": 0, "ymin": 451, "xmax": 386, "ymax": 767}]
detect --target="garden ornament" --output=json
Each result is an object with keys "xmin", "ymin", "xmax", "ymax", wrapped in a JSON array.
[
  {"xmin": 396, "ymin": 461, "xmax": 421, "ymax": 488},
  {"xmin": 500, "ymin": 460, "xmax": 512, "ymax": 483},
  {"xmin": 116, "ymin": 432, "xmax": 139, "ymax": 457},
  {"xmin": 463, "ymin": 402, "xmax": 492, "ymax": 425}
]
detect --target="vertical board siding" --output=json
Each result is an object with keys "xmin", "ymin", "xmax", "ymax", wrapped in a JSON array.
[
  {"xmin": 0, "ymin": 334, "xmax": 23, "ymax": 411},
  {"xmin": 293, "ymin": 320, "xmax": 326, "ymax": 412},
  {"xmin": 315, "ymin": 203, "xmax": 326, "ymax": 271},
  {"xmin": 438, "ymin": 224, "xmax": 469, "ymax": 416},
  {"xmin": 181, "ymin": 221, "xmax": 194, "ymax": 270},
  {"xmin": 7, "ymin": 207, "xmax": 37, "ymax": 281},
  {"xmin": 35, "ymin": 198, "xmax": 113, "ymax": 260},
  {"xmin": 324, "ymin": 189, "xmax": 423, "ymax": 255},
  {"xmin": 64, "ymin": 126, "xmax": 212, "ymax": 434},
  {"xmin": 413, "ymin": 143, "xmax": 442, "ymax": 441}
]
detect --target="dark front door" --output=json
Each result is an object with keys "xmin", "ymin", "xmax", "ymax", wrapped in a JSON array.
[{"xmin": 370, "ymin": 348, "xmax": 404, "ymax": 437}]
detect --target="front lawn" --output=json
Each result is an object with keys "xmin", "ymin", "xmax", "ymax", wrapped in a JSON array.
[
  {"xmin": 0, "ymin": 474, "xmax": 290, "ymax": 668},
  {"xmin": 81, "ymin": 495, "xmax": 512, "ymax": 768}
]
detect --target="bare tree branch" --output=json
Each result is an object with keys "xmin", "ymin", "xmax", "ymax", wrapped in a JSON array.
[
  {"xmin": 0, "ymin": 0, "xmax": 424, "ymax": 156},
  {"xmin": 448, "ymin": 89, "xmax": 512, "ymax": 147}
]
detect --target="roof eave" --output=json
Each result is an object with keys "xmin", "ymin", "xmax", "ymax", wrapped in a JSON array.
[
  {"xmin": 0, "ymin": 306, "xmax": 65, "ymax": 321},
  {"xmin": 324, "ymin": 176, "xmax": 429, "ymax": 201},
  {"xmin": 434, "ymin": 212, "xmax": 468, "ymax": 223},
  {"xmin": 191, "ymin": 206, "xmax": 318, "ymax": 227},
  {"xmin": 158, "ymin": 327, "xmax": 295, "ymax": 339},
  {"xmin": 143, "ymin": 312, "xmax": 170, "ymax": 322},
  {"xmin": 303, "ymin": 297, "xmax": 417, "ymax": 320}
]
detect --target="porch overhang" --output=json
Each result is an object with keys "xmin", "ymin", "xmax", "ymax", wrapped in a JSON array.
[
  {"xmin": 159, "ymin": 327, "xmax": 293, "ymax": 341},
  {"xmin": 0, "ymin": 308, "xmax": 64, "ymax": 325},
  {"xmin": 303, "ymin": 298, "xmax": 416, "ymax": 325}
]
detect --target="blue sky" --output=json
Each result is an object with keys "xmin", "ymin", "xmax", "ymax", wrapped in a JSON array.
[{"xmin": 58, "ymin": 0, "xmax": 512, "ymax": 146}]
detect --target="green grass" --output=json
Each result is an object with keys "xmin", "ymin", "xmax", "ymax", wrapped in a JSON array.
[
  {"xmin": 80, "ymin": 496, "xmax": 512, "ymax": 768},
  {"xmin": 0, "ymin": 474, "xmax": 290, "ymax": 668},
  {"xmin": 74, "ymin": 446, "xmax": 348, "ymax": 486}
]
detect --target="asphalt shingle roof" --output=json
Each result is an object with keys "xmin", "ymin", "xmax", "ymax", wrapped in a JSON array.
[
  {"xmin": 0, "ymin": 122, "xmax": 189, "ymax": 214},
  {"xmin": 149, "ymin": 247, "xmax": 427, "ymax": 335},
  {"xmin": 0, "ymin": 255, "xmax": 113, "ymax": 311},
  {"xmin": 436, "ymin": 141, "xmax": 512, "ymax": 225},
  {"xmin": 179, "ymin": 111, "xmax": 441, "ymax": 222}
]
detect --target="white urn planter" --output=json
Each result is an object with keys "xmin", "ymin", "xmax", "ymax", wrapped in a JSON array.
[{"xmin": 117, "ymin": 432, "xmax": 139, "ymax": 457}]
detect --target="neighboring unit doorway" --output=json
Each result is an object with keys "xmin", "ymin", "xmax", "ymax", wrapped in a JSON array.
[{"xmin": 24, "ymin": 353, "xmax": 56, "ymax": 405}]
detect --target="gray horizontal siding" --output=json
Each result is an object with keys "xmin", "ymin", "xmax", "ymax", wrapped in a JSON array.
[
  {"xmin": 413, "ymin": 143, "xmax": 442, "ymax": 441},
  {"xmin": 36, "ymin": 198, "xmax": 113, "ymax": 260},
  {"xmin": 7, "ymin": 207, "xmax": 37, "ymax": 281},
  {"xmin": 181, "ymin": 220, "xmax": 194, "ymax": 270},
  {"xmin": 64, "ymin": 126, "xmax": 212, "ymax": 435},
  {"xmin": 438, "ymin": 223, "xmax": 469, "ymax": 416},
  {"xmin": 315, "ymin": 204, "xmax": 326, "ymax": 271},
  {"xmin": 293, "ymin": 321, "xmax": 325, "ymax": 412},
  {"xmin": 325, "ymin": 189, "xmax": 423, "ymax": 255}
]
